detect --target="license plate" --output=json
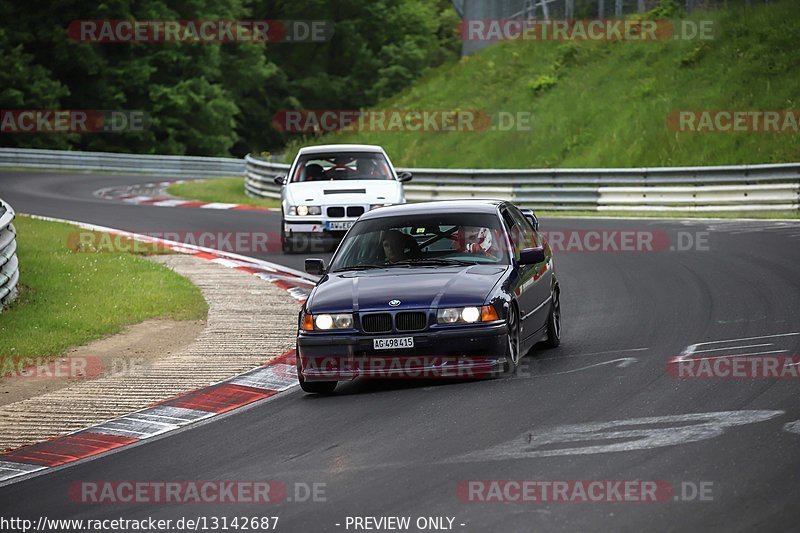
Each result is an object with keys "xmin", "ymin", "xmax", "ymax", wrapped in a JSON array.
[
  {"xmin": 327, "ymin": 221, "xmax": 354, "ymax": 231},
  {"xmin": 373, "ymin": 337, "xmax": 414, "ymax": 350}
]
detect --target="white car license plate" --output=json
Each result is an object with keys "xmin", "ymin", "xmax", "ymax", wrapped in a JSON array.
[
  {"xmin": 373, "ymin": 337, "xmax": 414, "ymax": 350},
  {"xmin": 327, "ymin": 221, "xmax": 354, "ymax": 231}
]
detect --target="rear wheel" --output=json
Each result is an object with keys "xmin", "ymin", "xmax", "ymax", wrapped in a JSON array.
[
  {"xmin": 296, "ymin": 354, "xmax": 337, "ymax": 394},
  {"xmin": 543, "ymin": 287, "xmax": 561, "ymax": 348}
]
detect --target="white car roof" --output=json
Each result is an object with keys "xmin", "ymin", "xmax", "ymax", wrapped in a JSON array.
[{"xmin": 297, "ymin": 144, "xmax": 385, "ymax": 155}]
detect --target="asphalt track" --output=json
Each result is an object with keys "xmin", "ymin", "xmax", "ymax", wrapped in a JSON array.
[{"xmin": 1, "ymin": 169, "xmax": 799, "ymax": 532}]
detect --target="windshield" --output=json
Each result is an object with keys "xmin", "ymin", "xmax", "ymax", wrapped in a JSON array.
[
  {"xmin": 290, "ymin": 152, "xmax": 393, "ymax": 183},
  {"xmin": 329, "ymin": 212, "xmax": 510, "ymax": 271}
]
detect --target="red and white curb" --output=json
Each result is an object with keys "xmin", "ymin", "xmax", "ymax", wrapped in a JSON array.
[
  {"xmin": 0, "ymin": 216, "xmax": 316, "ymax": 485},
  {"xmin": 0, "ymin": 350, "xmax": 298, "ymax": 484},
  {"xmin": 95, "ymin": 181, "xmax": 280, "ymax": 212}
]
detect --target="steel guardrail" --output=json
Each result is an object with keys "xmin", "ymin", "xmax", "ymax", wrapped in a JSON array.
[
  {"xmin": 244, "ymin": 154, "xmax": 800, "ymax": 212},
  {"xmin": 0, "ymin": 148, "xmax": 796, "ymax": 212},
  {"xmin": 0, "ymin": 148, "xmax": 244, "ymax": 177},
  {"xmin": 0, "ymin": 198, "xmax": 19, "ymax": 311}
]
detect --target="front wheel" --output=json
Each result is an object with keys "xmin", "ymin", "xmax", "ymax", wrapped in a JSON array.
[
  {"xmin": 299, "ymin": 380, "xmax": 337, "ymax": 394},
  {"xmin": 281, "ymin": 219, "xmax": 296, "ymax": 254},
  {"xmin": 543, "ymin": 287, "xmax": 561, "ymax": 348},
  {"xmin": 495, "ymin": 304, "xmax": 520, "ymax": 378}
]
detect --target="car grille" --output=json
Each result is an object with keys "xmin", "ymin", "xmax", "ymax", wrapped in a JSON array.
[
  {"xmin": 347, "ymin": 206, "xmax": 365, "ymax": 217},
  {"xmin": 362, "ymin": 313, "xmax": 392, "ymax": 333},
  {"xmin": 327, "ymin": 207, "xmax": 345, "ymax": 218},
  {"xmin": 395, "ymin": 312, "xmax": 427, "ymax": 332}
]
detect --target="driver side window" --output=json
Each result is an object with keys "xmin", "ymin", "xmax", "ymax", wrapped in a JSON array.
[
  {"xmin": 502, "ymin": 207, "xmax": 537, "ymax": 259},
  {"xmin": 501, "ymin": 209, "xmax": 521, "ymax": 260}
]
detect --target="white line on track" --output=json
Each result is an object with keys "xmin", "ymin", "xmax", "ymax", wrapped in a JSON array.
[
  {"xmin": 534, "ymin": 357, "xmax": 639, "ymax": 377},
  {"xmin": 676, "ymin": 332, "xmax": 800, "ymax": 362},
  {"xmin": 692, "ymin": 343, "xmax": 774, "ymax": 354}
]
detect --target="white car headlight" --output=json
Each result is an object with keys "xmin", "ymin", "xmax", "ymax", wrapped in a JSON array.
[
  {"xmin": 461, "ymin": 307, "xmax": 481, "ymax": 323},
  {"xmin": 295, "ymin": 205, "xmax": 321, "ymax": 216},
  {"xmin": 314, "ymin": 313, "xmax": 354, "ymax": 330},
  {"xmin": 437, "ymin": 306, "xmax": 498, "ymax": 325}
]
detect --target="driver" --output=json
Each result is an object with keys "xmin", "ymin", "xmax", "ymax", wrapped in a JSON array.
[
  {"xmin": 382, "ymin": 230, "xmax": 413, "ymax": 263},
  {"xmin": 358, "ymin": 158, "xmax": 384, "ymax": 178},
  {"xmin": 303, "ymin": 163, "xmax": 325, "ymax": 181}
]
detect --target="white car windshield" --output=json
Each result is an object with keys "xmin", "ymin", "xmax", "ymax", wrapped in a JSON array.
[
  {"xmin": 329, "ymin": 213, "xmax": 510, "ymax": 271},
  {"xmin": 291, "ymin": 152, "xmax": 393, "ymax": 183}
]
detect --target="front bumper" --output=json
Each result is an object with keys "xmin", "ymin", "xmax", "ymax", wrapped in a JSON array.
[{"xmin": 297, "ymin": 322, "xmax": 508, "ymax": 381}]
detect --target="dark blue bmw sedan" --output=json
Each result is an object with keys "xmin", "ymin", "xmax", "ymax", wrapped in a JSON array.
[{"xmin": 296, "ymin": 200, "xmax": 561, "ymax": 393}]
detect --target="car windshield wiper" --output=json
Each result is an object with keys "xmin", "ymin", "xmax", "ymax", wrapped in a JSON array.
[
  {"xmin": 332, "ymin": 264, "xmax": 388, "ymax": 272},
  {"xmin": 392, "ymin": 258, "xmax": 478, "ymax": 267}
]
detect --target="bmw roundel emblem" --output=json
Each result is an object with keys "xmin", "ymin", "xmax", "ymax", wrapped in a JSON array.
[{"xmin": 389, "ymin": 299, "xmax": 401, "ymax": 307}]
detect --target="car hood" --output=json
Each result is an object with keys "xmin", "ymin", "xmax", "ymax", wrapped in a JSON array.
[
  {"xmin": 286, "ymin": 179, "xmax": 402, "ymax": 205},
  {"xmin": 307, "ymin": 265, "xmax": 509, "ymax": 313}
]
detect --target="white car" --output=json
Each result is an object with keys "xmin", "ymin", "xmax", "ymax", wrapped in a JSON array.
[{"xmin": 275, "ymin": 144, "xmax": 412, "ymax": 253}]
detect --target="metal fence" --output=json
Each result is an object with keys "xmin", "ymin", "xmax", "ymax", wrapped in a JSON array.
[
  {"xmin": 0, "ymin": 148, "xmax": 243, "ymax": 177},
  {"xmin": 0, "ymin": 198, "xmax": 19, "ymax": 312},
  {"xmin": 245, "ymin": 154, "xmax": 800, "ymax": 212},
  {"xmin": 1, "ymin": 148, "xmax": 795, "ymax": 212},
  {"xmin": 456, "ymin": 0, "xmax": 774, "ymax": 55}
]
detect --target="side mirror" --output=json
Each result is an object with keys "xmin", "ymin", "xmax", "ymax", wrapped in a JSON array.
[
  {"xmin": 273, "ymin": 175, "xmax": 287, "ymax": 186},
  {"xmin": 397, "ymin": 171, "xmax": 413, "ymax": 183},
  {"xmin": 305, "ymin": 258, "xmax": 326, "ymax": 276},
  {"xmin": 520, "ymin": 208, "xmax": 539, "ymax": 231},
  {"xmin": 519, "ymin": 247, "xmax": 545, "ymax": 265}
]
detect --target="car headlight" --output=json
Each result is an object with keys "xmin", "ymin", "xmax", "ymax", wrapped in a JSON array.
[
  {"xmin": 288, "ymin": 205, "xmax": 297, "ymax": 216},
  {"xmin": 295, "ymin": 205, "xmax": 321, "ymax": 216},
  {"xmin": 436, "ymin": 305, "xmax": 499, "ymax": 324},
  {"xmin": 370, "ymin": 203, "xmax": 393, "ymax": 211},
  {"xmin": 303, "ymin": 313, "xmax": 354, "ymax": 331}
]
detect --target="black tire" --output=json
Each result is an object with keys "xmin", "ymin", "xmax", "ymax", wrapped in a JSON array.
[
  {"xmin": 495, "ymin": 304, "xmax": 520, "ymax": 377},
  {"xmin": 299, "ymin": 379, "xmax": 337, "ymax": 394},
  {"xmin": 296, "ymin": 354, "xmax": 337, "ymax": 394},
  {"xmin": 543, "ymin": 287, "xmax": 561, "ymax": 348},
  {"xmin": 281, "ymin": 218, "xmax": 297, "ymax": 254}
]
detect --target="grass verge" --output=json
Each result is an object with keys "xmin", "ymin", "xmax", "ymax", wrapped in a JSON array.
[
  {"xmin": 167, "ymin": 178, "xmax": 280, "ymax": 208},
  {"xmin": 285, "ymin": 1, "xmax": 800, "ymax": 168},
  {"xmin": 0, "ymin": 216, "xmax": 208, "ymax": 366}
]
